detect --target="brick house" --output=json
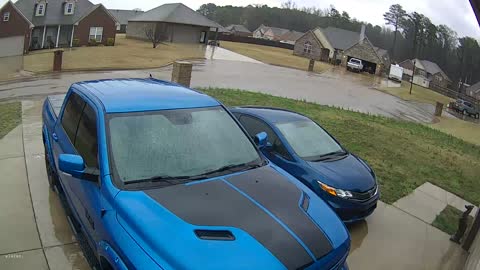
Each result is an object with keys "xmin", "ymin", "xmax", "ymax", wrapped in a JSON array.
[
  {"xmin": 253, "ymin": 24, "xmax": 288, "ymax": 40},
  {"xmin": 225, "ymin": 24, "xmax": 251, "ymax": 37},
  {"xmin": 294, "ymin": 26, "xmax": 387, "ymax": 75},
  {"xmin": 398, "ymin": 59, "xmax": 451, "ymax": 88},
  {"xmin": 466, "ymin": 81, "xmax": 480, "ymax": 100},
  {"xmin": 0, "ymin": 0, "xmax": 118, "ymax": 53},
  {"xmin": 127, "ymin": 3, "xmax": 221, "ymax": 44},
  {"xmin": 0, "ymin": 1, "xmax": 34, "ymax": 56}
]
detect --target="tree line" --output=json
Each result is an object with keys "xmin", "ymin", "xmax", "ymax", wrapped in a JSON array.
[{"xmin": 198, "ymin": 2, "xmax": 480, "ymax": 88}]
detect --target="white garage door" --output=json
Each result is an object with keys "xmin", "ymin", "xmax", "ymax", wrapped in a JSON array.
[{"xmin": 0, "ymin": 36, "xmax": 24, "ymax": 58}]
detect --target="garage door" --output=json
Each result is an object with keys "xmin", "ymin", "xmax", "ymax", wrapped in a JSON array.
[{"xmin": 0, "ymin": 36, "xmax": 24, "ymax": 58}]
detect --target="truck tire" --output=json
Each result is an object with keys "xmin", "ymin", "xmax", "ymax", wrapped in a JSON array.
[{"xmin": 44, "ymin": 144, "xmax": 58, "ymax": 190}]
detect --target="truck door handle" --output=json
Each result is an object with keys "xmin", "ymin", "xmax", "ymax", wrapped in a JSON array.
[{"xmin": 52, "ymin": 133, "xmax": 58, "ymax": 141}]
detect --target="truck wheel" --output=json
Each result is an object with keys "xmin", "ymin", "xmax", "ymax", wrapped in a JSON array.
[{"xmin": 44, "ymin": 144, "xmax": 57, "ymax": 190}]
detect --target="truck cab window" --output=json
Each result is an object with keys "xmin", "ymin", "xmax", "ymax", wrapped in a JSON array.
[
  {"xmin": 61, "ymin": 92, "xmax": 86, "ymax": 143},
  {"xmin": 75, "ymin": 103, "xmax": 98, "ymax": 168}
]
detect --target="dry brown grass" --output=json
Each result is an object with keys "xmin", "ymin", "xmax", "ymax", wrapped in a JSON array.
[
  {"xmin": 378, "ymin": 81, "xmax": 454, "ymax": 106},
  {"xmin": 24, "ymin": 34, "xmax": 206, "ymax": 72},
  {"xmin": 221, "ymin": 41, "xmax": 331, "ymax": 73}
]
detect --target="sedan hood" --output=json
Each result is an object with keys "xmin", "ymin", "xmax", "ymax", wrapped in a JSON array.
[
  {"xmin": 115, "ymin": 166, "xmax": 349, "ymax": 270},
  {"xmin": 306, "ymin": 154, "xmax": 375, "ymax": 192}
]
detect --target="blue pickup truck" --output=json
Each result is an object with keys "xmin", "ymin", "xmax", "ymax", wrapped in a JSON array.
[{"xmin": 42, "ymin": 78, "xmax": 350, "ymax": 270}]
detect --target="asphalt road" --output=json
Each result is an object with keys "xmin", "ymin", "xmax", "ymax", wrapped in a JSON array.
[{"xmin": 0, "ymin": 59, "xmax": 437, "ymax": 123}]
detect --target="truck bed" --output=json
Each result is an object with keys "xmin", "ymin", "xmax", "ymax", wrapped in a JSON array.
[{"xmin": 47, "ymin": 94, "xmax": 66, "ymax": 117}]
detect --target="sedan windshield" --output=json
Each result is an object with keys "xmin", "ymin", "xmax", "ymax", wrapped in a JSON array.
[
  {"xmin": 275, "ymin": 120, "xmax": 344, "ymax": 160},
  {"xmin": 107, "ymin": 107, "xmax": 262, "ymax": 185}
]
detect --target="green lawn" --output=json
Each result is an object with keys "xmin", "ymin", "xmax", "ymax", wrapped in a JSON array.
[
  {"xmin": 0, "ymin": 102, "xmax": 21, "ymax": 140},
  {"xmin": 378, "ymin": 82, "xmax": 454, "ymax": 106},
  {"xmin": 201, "ymin": 88, "xmax": 480, "ymax": 205},
  {"xmin": 432, "ymin": 205, "xmax": 473, "ymax": 235}
]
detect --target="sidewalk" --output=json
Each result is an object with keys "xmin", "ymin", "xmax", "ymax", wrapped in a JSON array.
[{"xmin": 0, "ymin": 100, "xmax": 88, "ymax": 270}]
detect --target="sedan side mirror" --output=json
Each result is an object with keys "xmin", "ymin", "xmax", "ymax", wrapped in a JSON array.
[
  {"xmin": 59, "ymin": 154, "xmax": 98, "ymax": 182},
  {"xmin": 254, "ymin": 132, "xmax": 268, "ymax": 149}
]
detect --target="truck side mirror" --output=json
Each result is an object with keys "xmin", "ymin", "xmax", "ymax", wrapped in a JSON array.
[
  {"xmin": 254, "ymin": 132, "xmax": 268, "ymax": 149},
  {"xmin": 59, "ymin": 154, "xmax": 98, "ymax": 182}
]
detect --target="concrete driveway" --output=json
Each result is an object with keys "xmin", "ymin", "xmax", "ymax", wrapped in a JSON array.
[
  {"xmin": 0, "ymin": 59, "xmax": 436, "ymax": 123},
  {"xmin": 0, "ymin": 99, "xmax": 467, "ymax": 270}
]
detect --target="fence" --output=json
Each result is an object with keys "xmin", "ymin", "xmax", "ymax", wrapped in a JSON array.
[
  {"xmin": 430, "ymin": 83, "xmax": 479, "ymax": 107},
  {"xmin": 212, "ymin": 33, "xmax": 295, "ymax": 50}
]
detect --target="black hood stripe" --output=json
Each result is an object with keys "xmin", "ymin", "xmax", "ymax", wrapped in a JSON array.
[
  {"xmin": 225, "ymin": 167, "xmax": 333, "ymax": 260},
  {"xmin": 145, "ymin": 178, "xmax": 312, "ymax": 269}
]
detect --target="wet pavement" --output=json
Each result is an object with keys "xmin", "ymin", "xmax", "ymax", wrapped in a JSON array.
[
  {"xmin": 0, "ymin": 99, "xmax": 468, "ymax": 270},
  {"xmin": 0, "ymin": 59, "xmax": 437, "ymax": 123},
  {"xmin": 0, "ymin": 100, "xmax": 88, "ymax": 270}
]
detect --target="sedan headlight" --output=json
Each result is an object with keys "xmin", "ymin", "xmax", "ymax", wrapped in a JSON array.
[{"xmin": 317, "ymin": 181, "xmax": 353, "ymax": 199}]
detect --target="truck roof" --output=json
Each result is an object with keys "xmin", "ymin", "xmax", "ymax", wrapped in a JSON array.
[{"xmin": 72, "ymin": 78, "xmax": 220, "ymax": 113}]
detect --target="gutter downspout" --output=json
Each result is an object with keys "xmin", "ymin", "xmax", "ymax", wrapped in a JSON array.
[
  {"xmin": 55, "ymin": 25, "xmax": 61, "ymax": 47},
  {"xmin": 41, "ymin": 25, "xmax": 46, "ymax": 48},
  {"xmin": 70, "ymin": 25, "xmax": 75, "ymax": 47}
]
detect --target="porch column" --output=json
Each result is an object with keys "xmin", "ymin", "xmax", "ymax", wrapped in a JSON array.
[
  {"xmin": 70, "ymin": 25, "xmax": 75, "ymax": 47},
  {"xmin": 41, "ymin": 25, "xmax": 47, "ymax": 48},
  {"xmin": 56, "ymin": 25, "xmax": 61, "ymax": 48}
]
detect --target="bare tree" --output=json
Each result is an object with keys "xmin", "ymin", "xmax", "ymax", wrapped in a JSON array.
[{"xmin": 144, "ymin": 24, "xmax": 166, "ymax": 48}]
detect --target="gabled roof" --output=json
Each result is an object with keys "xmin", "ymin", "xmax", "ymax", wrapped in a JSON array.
[
  {"xmin": 321, "ymin": 27, "xmax": 362, "ymax": 51},
  {"xmin": 128, "ymin": 3, "xmax": 221, "ymax": 28},
  {"xmin": 14, "ymin": 0, "xmax": 96, "ymax": 26},
  {"xmin": 467, "ymin": 81, "xmax": 480, "ymax": 93},
  {"xmin": 267, "ymin": 26, "xmax": 289, "ymax": 37},
  {"xmin": 226, "ymin": 24, "xmax": 251, "ymax": 33},
  {"xmin": 1, "ymin": 1, "xmax": 34, "ymax": 28},
  {"xmin": 75, "ymin": 4, "xmax": 118, "ymax": 25},
  {"xmin": 278, "ymin": 30, "xmax": 304, "ymax": 42},
  {"xmin": 420, "ymin": 60, "xmax": 450, "ymax": 80},
  {"xmin": 109, "ymin": 9, "xmax": 144, "ymax": 25}
]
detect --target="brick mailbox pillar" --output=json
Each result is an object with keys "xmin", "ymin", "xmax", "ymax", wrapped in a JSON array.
[
  {"xmin": 435, "ymin": 102, "xmax": 444, "ymax": 117},
  {"xmin": 171, "ymin": 61, "xmax": 193, "ymax": 87},
  {"xmin": 53, "ymin": 50, "xmax": 63, "ymax": 72},
  {"xmin": 308, "ymin": 59, "xmax": 315, "ymax": 72}
]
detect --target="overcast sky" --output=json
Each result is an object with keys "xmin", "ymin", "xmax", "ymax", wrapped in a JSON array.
[{"xmin": 3, "ymin": 0, "xmax": 479, "ymax": 37}]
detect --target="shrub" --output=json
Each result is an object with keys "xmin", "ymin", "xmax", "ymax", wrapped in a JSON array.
[
  {"xmin": 106, "ymin": 38, "xmax": 115, "ymax": 46},
  {"xmin": 72, "ymin": 39, "xmax": 80, "ymax": 47},
  {"xmin": 88, "ymin": 39, "xmax": 98, "ymax": 46}
]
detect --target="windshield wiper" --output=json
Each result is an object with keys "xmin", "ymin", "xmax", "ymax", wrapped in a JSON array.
[
  {"xmin": 310, "ymin": 150, "xmax": 347, "ymax": 162},
  {"xmin": 198, "ymin": 161, "xmax": 263, "ymax": 178},
  {"xmin": 125, "ymin": 174, "xmax": 207, "ymax": 185}
]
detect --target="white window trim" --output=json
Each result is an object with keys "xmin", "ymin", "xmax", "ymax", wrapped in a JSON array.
[
  {"xmin": 89, "ymin": 27, "xmax": 103, "ymax": 43},
  {"xmin": 3, "ymin": 12, "xmax": 9, "ymax": 22},
  {"xmin": 304, "ymin": 41, "xmax": 312, "ymax": 54},
  {"xmin": 36, "ymin": 3, "xmax": 45, "ymax": 16},
  {"xmin": 64, "ymin": 2, "xmax": 74, "ymax": 15}
]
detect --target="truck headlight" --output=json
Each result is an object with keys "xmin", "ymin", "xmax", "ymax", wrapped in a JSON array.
[{"xmin": 317, "ymin": 181, "xmax": 353, "ymax": 199}]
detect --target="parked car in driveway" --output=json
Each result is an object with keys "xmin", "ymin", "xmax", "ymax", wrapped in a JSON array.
[
  {"xmin": 346, "ymin": 58, "xmax": 363, "ymax": 72},
  {"xmin": 447, "ymin": 99, "xmax": 479, "ymax": 119},
  {"xmin": 231, "ymin": 107, "xmax": 379, "ymax": 223},
  {"xmin": 42, "ymin": 78, "xmax": 350, "ymax": 270}
]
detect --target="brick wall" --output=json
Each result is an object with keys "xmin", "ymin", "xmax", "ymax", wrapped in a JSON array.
[
  {"xmin": 0, "ymin": 2, "xmax": 31, "ymax": 54},
  {"xmin": 293, "ymin": 31, "xmax": 323, "ymax": 61},
  {"xmin": 75, "ymin": 6, "xmax": 116, "ymax": 46}
]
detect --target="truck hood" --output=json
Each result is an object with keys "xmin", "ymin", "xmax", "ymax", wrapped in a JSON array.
[
  {"xmin": 306, "ymin": 154, "xmax": 376, "ymax": 192},
  {"xmin": 115, "ymin": 166, "xmax": 349, "ymax": 270}
]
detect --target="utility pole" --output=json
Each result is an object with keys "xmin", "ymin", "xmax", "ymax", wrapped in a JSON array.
[{"xmin": 410, "ymin": 59, "xmax": 416, "ymax": 95}]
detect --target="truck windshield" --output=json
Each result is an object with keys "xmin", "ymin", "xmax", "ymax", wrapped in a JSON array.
[
  {"xmin": 107, "ymin": 106, "xmax": 262, "ymax": 185},
  {"xmin": 275, "ymin": 120, "xmax": 344, "ymax": 161}
]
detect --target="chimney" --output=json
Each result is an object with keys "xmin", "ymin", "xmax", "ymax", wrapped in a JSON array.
[{"xmin": 359, "ymin": 25, "xmax": 365, "ymax": 45}]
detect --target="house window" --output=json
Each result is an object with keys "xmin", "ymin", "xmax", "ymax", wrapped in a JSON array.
[
  {"xmin": 304, "ymin": 41, "xmax": 312, "ymax": 54},
  {"xmin": 64, "ymin": 2, "xmax": 75, "ymax": 15},
  {"xmin": 36, "ymin": 3, "xmax": 45, "ymax": 16},
  {"xmin": 3, "ymin": 12, "xmax": 9, "ymax": 22},
  {"xmin": 89, "ymin": 27, "xmax": 103, "ymax": 42}
]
